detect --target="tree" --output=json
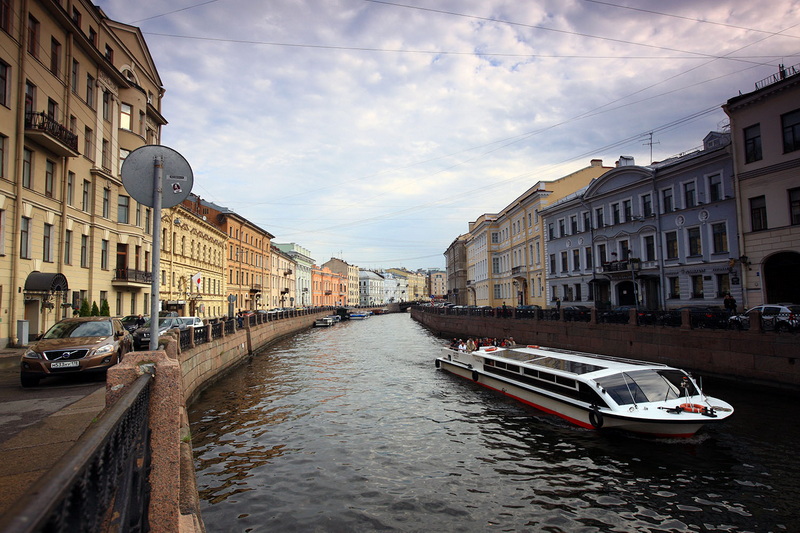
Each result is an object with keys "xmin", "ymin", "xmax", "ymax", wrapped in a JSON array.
[
  {"xmin": 99, "ymin": 299, "xmax": 110, "ymax": 317},
  {"xmin": 79, "ymin": 299, "xmax": 91, "ymax": 317},
  {"xmin": 91, "ymin": 301, "xmax": 100, "ymax": 316}
]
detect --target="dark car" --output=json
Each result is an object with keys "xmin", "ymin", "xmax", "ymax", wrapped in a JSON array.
[
  {"xmin": 132, "ymin": 316, "xmax": 187, "ymax": 350},
  {"xmin": 665, "ymin": 306, "xmax": 726, "ymax": 328},
  {"xmin": 20, "ymin": 317, "xmax": 132, "ymax": 387},
  {"xmin": 119, "ymin": 314, "xmax": 146, "ymax": 333},
  {"xmin": 599, "ymin": 305, "xmax": 655, "ymax": 324},
  {"xmin": 562, "ymin": 305, "xmax": 591, "ymax": 322}
]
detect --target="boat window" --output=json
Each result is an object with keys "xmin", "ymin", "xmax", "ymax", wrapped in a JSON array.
[
  {"xmin": 595, "ymin": 369, "xmax": 697, "ymax": 405},
  {"xmin": 525, "ymin": 356, "xmax": 606, "ymax": 375}
]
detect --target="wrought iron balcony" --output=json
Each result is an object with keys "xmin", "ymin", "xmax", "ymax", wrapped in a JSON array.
[
  {"xmin": 600, "ymin": 259, "xmax": 641, "ymax": 273},
  {"xmin": 25, "ymin": 112, "xmax": 80, "ymax": 157},
  {"xmin": 112, "ymin": 268, "xmax": 152, "ymax": 287}
]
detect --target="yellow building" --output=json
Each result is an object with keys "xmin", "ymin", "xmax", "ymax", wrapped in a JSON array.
[
  {"xmin": 385, "ymin": 268, "xmax": 428, "ymax": 302},
  {"xmin": 1, "ymin": 1, "xmax": 166, "ymax": 344},
  {"xmin": 159, "ymin": 206, "xmax": 227, "ymax": 318},
  {"xmin": 464, "ymin": 159, "xmax": 612, "ymax": 308}
]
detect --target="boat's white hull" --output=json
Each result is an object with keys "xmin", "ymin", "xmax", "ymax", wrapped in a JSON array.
[{"xmin": 436, "ymin": 350, "xmax": 728, "ymax": 438}]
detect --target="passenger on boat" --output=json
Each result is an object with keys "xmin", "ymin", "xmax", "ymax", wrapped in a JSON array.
[
  {"xmin": 457, "ymin": 340, "xmax": 467, "ymax": 352},
  {"xmin": 466, "ymin": 338, "xmax": 477, "ymax": 352}
]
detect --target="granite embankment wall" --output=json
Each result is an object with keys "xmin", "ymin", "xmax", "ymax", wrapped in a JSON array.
[
  {"xmin": 411, "ymin": 308, "xmax": 800, "ymax": 390},
  {"xmin": 107, "ymin": 309, "xmax": 333, "ymax": 532}
]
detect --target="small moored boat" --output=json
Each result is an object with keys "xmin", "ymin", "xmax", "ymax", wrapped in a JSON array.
[
  {"xmin": 314, "ymin": 317, "xmax": 335, "ymax": 327},
  {"xmin": 349, "ymin": 312, "xmax": 371, "ymax": 320},
  {"xmin": 436, "ymin": 344, "xmax": 733, "ymax": 438}
]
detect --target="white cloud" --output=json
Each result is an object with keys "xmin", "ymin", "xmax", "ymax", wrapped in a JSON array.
[{"xmin": 99, "ymin": 0, "xmax": 800, "ymax": 269}]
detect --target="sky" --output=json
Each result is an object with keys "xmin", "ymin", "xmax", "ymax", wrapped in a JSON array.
[{"xmin": 97, "ymin": 0, "xmax": 800, "ymax": 271}]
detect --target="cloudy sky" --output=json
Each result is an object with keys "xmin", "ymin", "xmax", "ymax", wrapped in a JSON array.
[{"xmin": 98, "ymin": 0, "xmax": 800, "ymax": 271}]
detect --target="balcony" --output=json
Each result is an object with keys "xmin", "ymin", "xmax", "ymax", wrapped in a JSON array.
[
  {"xmin": 112, "ymin": 268, "xmax": 152, "ymax": 288},
  {"xmin": 249, "ymin": 284, "xmax": 262, "ymax": 293},
  {"xmin": 281, "ymin": 288, "xmax": 290, "ymax": 294},
  {"xmin": 25, "ymin": 112, "xmax": 80, "ymax": 157},
  {"xmin": 511, "ymin": 266, "xmax": 525, "ymax": 275}
]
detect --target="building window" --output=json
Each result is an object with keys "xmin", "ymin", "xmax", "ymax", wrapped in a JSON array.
[
  {"xmin": 86, "ymin": 74, "xmax": 94, "ymax": 107},
  {"xmin": 22, "ymin": 148, "xmax": 32, "ymax": 188},
  {"xmin": 595, "ymin": 207, "xmax": 604, "ymax": 228},
  {"xmin": 560, "ymin": 251, "xmax": 568, "ymax": 273},
  {"xmin": 0, "ymin": 60, "xmax": 7, "ymax": 106},
  {"xmin": 623, "ymin": 200, "xmax": 632, "ymax": 221},
  {"xmin": 0, "ymin": 0, "xmax": 10, "ymax": 33},
  {"xmin": 50, "ymin": 38, "xmax": 61, "ymax": 76},
  {"xmin": 67, "ymin": 172, "xmax": 75, "ymax": 205},
  {"xmin": 102, "ymin": 90, "xmax": 111, "ymax": 121},
  {"xmin": 585, "ymin": 246, "xmax": 593, "ymax": 269},
  {"xmin": 687, "ymin": 227, "xmax": 702, "ymax": 257},
  {"xmin": 88, "ymin": 27, "xmax": 97, "ymax": 46},
  {"xmin": 744, "ymin": 124, "xmax": 762, "ymax": 163},
  {"xmin": 64, "ymin": 229, "xmax": 72, "ymax": 264},
  {"xmin": 20, "ymin": 217, "xmax": 31, "ymax": 259},
  {"xmin": 27, "ymin": 14, "xmax": 39, "ymax": 58},
  {"xmin": 691, "ymin": 275, "xmax": 704, "ymax": 299},
  {"xmin": 662, "ymin": 188, "xmax": 673, "ymax": 213},
  {"xmin": 491, "ymin": 232, "xmax": 499, "ymax": 244},
  {"xmin": 145, "ymin": 208, "xmax": 151, "ymax": 233},
  {"xmin": 782, "ymin": 109, "xmax": 800, "ymax": 154},
  {"xmin": 791, "ymin": 188, "xmax": 800, "ymax": 226},
  {"xmin": 750, "ymin": 195, "xmax": 767, "ymax": 231},
  {"xmin": 549, "ymin": 254, "xmax": 556, "ymax": 275},
  {"xmin": 43, "ymin": 223, "xmax": 53, "ymax": 262},
  {"xmin": 104, "ymin": 44, "xmax": 113, "ymax": 62},
  {"xmin": 642, "ymin": 194, "xmax": 652, "ymax": 217},
  {"xmin": 102, "ymin": 188, "xmax": 109, "ymax": 218},
  {"xmin": 71, "ymin": 7, "xmax": 81, "ymax": 26},
  {"xmin": 82, "ymin": 180, "xmax": 91, "ymax": 212},
  {"xmin": 708, "ymin": 174, "xmax": 722, "ymax": 202},
  {"xmin": 644, "ymin": 235, "xmax": 655, "ymax": 261},
  {"xmin": 683, "ymin": 181, "xmax": 696, "ymax": 208},
  {"xmin": 84, "ymin": 126, "xmax": 93, "ymax": 158},
  {"xmin": 597, "ymin": 243, "xmax": 607, "ymax": 265},
  {"xmin": 71, "ymin": 59, "xmax": 79, "ymax": 93},
  {"xmin": 570, "ymin": 215, "xmax": 578, "ymax": 234},
  {"xmin": 101, "ymin": 239, "xmax": 109, "ymax": 269},
  {"xmin": 0, "ymin": 135, "xmax": 5, "ymax": 179},
  {"xmin": 547, "ymin": 223, "xmax": 554, "ymax": 240},
  {"xmin": 572, "ymin": 249, "xmax": 580, "ymax": 271},
  {"xmin": 118, "ymin": 195, "xmax": 130, "ymax": 223},
  {"xmin": 712, "ymin": 223, "xmax": 728, "ymax": 253},
  {"xmin": 558, "ymin": 219, "xmax": 565, "ymax": 237},
  {"xmin": 582, "ymin": 211, "xmax": 591, "ymax": 231},
  {"xmin": 665, "ymin": 231, "xmax": 678, "ymax": 259},
  {"xmin": 612, "ymin": 203, "xmax": 620, "ymax": 224},
  {"xmin": 120, "ymin": 103, "xmax": 132, "ymax": 130},
  {"xmin": 44, "ymin": 160, "xmax": 54, "ymax": 197},
  {"xmin": 24, "ymin": 81, "xmax": 35, "ymax": 114},
  {"xmin": 102, "ymin": 138, "xmax": 110, "ymax": 169},
  {"xmin": 492, "ymin": 257, "xmax": 500, "ymax": 274},
  {"xmin": 668, "ymin": 277, "xmax": 680, "ymax": 299},
  {"xmin": 80, "ymin": 235, "xmax": 88, "ymax": 267}
]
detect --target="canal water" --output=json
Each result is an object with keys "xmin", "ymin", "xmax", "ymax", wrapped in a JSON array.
[{"xmin": 189, "ymin": 313, "xmax": 800, "ymax": 532}]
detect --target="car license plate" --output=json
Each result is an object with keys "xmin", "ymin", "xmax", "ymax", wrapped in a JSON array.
[{"xmin": 50, "ymin": 360, "xmax": 80, "ymax": 369}]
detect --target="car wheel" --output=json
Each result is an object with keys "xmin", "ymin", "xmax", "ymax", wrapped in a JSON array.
[{"xmin": 21, "ymin": 375, "xmax": 40, "ymax": 388}]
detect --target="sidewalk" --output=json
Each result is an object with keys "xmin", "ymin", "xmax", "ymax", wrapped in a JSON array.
[{"xmin": 0, "ymin": 347, "xmax": 107, "ymax": 517}]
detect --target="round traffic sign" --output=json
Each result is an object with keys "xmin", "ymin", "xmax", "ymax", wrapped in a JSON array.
[{"xmin": 121, "ymin": 145, "xmax": 194, "ymax": 208}]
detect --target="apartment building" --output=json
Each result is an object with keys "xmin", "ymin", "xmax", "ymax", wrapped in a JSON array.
[
  {"xmin": 159, "ymin": 205, "xmax": 227, "ymax": 318},
  {"xmin": 322, "ymin": 257, "xmax": 359, "ymax": 306},
  {"xmin": 270, "ymin": 245, "xmax": 296, "ymax": 308},
  {"xmin": 182, "ymin": 195, "xmax": 273, "ymax": 314},
  {"xmin": 541, "ymin": 134, "xmax": 738, "ymax": 310},
  {"xmin": 462, "ymin": 160, "xmax": 611, "ymax": 308},
  {"xmin": 275, "ymin": 243, "xmax": 314, "ymax": 307},
  {"xmin": 723, "ymin": 64, "xmax": 800, "ymax": 307},
  {"xmin": 444, "ymin": 234, "xmax": 468, "ymax": 305},
  {"xmin": 312, "ymin": 264, "xmax": 346, "ymax": 307},
  {"xmin": 1, "ymin": 1, "xmax": 166, "ymax": 344}
]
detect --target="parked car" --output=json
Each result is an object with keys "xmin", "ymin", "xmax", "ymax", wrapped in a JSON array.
[
  {"xmin": 729, "ymin": 304, "xmax": 800, "ymax": 332},
  {"xmin": 178, "ymin": 316, "xmax": 204, "ymax": 328},
  {"xmin": 20, "ymin": 317, "xmax": 132, "ymax": 387},
  {"xmin": 119, "ymin": 314, "xmax": 146, "ymax": 333},
  {"xmin": 599, "ymin": 305, "xmax": 656, "ymax": 325},
  {"xmin": 132, "ymin": 316, "xmax": 187, "ymax": 350},
  {"xmin": 562, "ymin": 305, "xmax": 591, "ymax": 321},
  {"xmin": 666, "ymin": 306, "xmax": 727, "ymax": 328}
]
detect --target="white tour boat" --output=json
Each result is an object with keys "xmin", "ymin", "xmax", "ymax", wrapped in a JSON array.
[
  {"xmin": 436, "ymin": 344, "xmax": 733, "ymax": 438},
  {"xmin": 314, "ymin": 317, "xmax": 335, "ymax": 327}
]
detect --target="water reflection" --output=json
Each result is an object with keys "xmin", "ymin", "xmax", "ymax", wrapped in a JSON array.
[{"xmin": 190, "ymin": 314, "xmax": 800, "ymax": 532}]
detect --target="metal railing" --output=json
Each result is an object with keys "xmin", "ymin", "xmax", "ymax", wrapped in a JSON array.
[
  {"xmin": 24, "ymin": 111, "xmax": 79, "ymax": 152},
  {"xmin": 0, "ymin": 373, "xmax": 153, "ymax": 533}
]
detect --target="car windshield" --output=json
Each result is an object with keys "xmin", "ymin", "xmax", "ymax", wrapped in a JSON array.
[
  {"xmin": 141, "ymin": 318, "xmax": 174, "ymax": 328},
  {"xmin": 43, "ymin": 321, "xmax": 113, "ymax": 339},
  {"xmin": 595, "ymin": 369, "xmax": 698, "ymax": 405}
]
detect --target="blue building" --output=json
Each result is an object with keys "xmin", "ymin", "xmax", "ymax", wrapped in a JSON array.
[{"xmin": 540, "ymin": 133, "xmax": 741, "ymax": 310}]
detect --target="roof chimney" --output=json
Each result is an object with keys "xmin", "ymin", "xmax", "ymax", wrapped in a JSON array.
[
  {"xmin": 590, "ymin": 159, "xmax": 602, "ymax": 167},
  {"xmin": 616, "ymin": 156, "xmax": 635, "ymax": 167}
]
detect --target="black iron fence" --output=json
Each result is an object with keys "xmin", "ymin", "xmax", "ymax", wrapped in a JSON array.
[
  {"xmin": 417, "ymin": 305, "xmax": 797, "ymax": 333},
  {"xmin": 0, "ymin": 373, "xmax": 153, "ymax": 533}
]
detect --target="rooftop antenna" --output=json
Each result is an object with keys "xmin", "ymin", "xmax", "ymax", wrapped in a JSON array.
[{"xmin": 644, "ymin": 132, "xmax": 660, "ymax": 164}]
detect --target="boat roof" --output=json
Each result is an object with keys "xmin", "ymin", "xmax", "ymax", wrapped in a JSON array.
[{"xmin": 479, "ymin": 345, "xmax": 673, "ymax": 378}]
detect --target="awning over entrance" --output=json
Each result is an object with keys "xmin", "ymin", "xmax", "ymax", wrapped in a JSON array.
[{"xmin": 24, "ymin": 272, "xmax": 69, "ymax": 293}]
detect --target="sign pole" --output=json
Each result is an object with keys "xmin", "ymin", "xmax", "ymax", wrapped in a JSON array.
[{"xmin": 149, "ymin": 155, "xmax": 163, "ymax": 350}]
